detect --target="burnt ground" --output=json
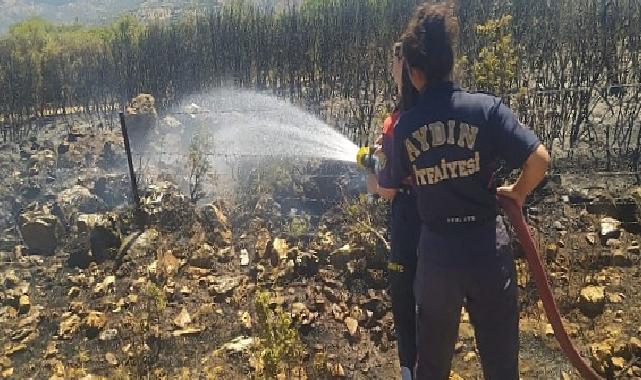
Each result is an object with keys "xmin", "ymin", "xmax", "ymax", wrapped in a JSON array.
[{"xmin": 1, "ymin": 114, "xmax": 641, "ymax": 379}]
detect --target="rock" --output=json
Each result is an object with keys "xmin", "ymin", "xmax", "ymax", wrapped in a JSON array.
[
  {"xmin": 19, "ymin": 210, "xmax": 63, "ymax": 255},
  {"xmin": 361, "ymin": 291, "xmax": 387, "ymax": 319},
  {"xmin": 612, "ymin": 249, "xmax": 632, "ymax": 267},
  {"xmin": 179, "ymin": 285, "xmax": 191, "ymax": 296},
  {"xmin": 198, "ymin": 203, "xmax": 232, "ymax": 246},
  {"xmin": 1, "ymin": 367, "xmax": 13, "ymax": 378},
  {"xmin": 222, "ymin": 336, "xmax": 254, "ymax": 354},
  {"xmin": 607, "ymin": 293, "xmax": 624, "ymax": 304},
  {"xmin": 84, "ymin": 311, "xmax": 107, "ymax": 338},
  {"xmin": 606, "ymin": 239, "xmax": 621, "ymax": 249},
  {"xmin": 545, "ymin": 244, "xmax": 558, "ymax": 258},
  {"xmin": 71, "ymin": 214, "xmax": 121, "ymax": 267},
  {"xmin": 127, "ymin": 93, "xmax": 157, "ymax": 116},
  {"xmin": 579, "ymin": 286, "xmax": 606, "ymax": 317},
  {"xmin": 627, "ymin": 242, "xmax": 640, "ymax": 254},
  {"xmin": 629, "ymin": 337, "xmax": 641, "ymax": 356},
  {"xmin": 141, "ymin": 182, "xmax": 194, "ymax": 232},
  {"xmin": 209, "ymin": 276, "xmax": 241, "ymax": 301},
  {"xmin": 173, "ymin": 308, "xmax": 192, "ymax": 329},
  {"xmin": 294, "ymin": 251, "xmax": 319, "ymax": 277},
  {"xmin": 18, "ymin": 295, "xmax": 29, "ymax": 314},
  {"xmin": 105, "ymin": 352, "xmax": 118, "ymax": 366},
  {"xmin": 28, "ymin": 149, "xmax": 56, "ymax": 171},
  {"xmin": 2, "ymin": 271, "xmax": 20, "ymax": 288},
  {"xmin": 611, "ymin": 356, "xmax": 625, "ymax": 371},
  {"xmin": 99, "ymin": 329, "xmax": 118, "ymax": 341},
  {"xmin": 459, "ymin": 322, "xmax": 475, "ymax": 340},
  {"xmin": 600, "ymin": 218, "xmax": 622, "ymax": 240},
  {"xmin": 155, "ymin": 250, "xmax": 180, "ymax": 279},
  {"xmin": 67, "ymin": 123, "xmax": 89, "ymax": 141},
  {"xmin": 94, "ymin": 275, "xmax": 116, "ymax": 297},
  {"xmin": 333, "ymin": 363, "xmax": 346, "ymax": 378},
  {"xmin": 57, "ymin": 185, "xmax": 106, "ymax": 222},
  {"xmin": 590, "ymin": 341, "xmax": 614, "ymax": 375},
  {"xmin": 291, "ymin": 303, "xmax": 314, "ymax": 326},
  {"xmin": 553, "ymin": 221, "xmax": 564, "ymax": 231},
  {"xmin": 172, "ymin": 327, "xmax": 203, "ymax": 337},
  {"xmin": 44, "ymin": 342, "xmax": 57, "ymax": 358},
  {"xmin": 344, "ymin": 317, "xmax": 359, "ymax": 338},
  {"xmin": 190, "ymin": 243, "xmax": 216, "ymax": 269},
  {"xmin": 68, "ymin": 287, "xmax": 81, "ymax": 298},
  {"xmin": 240, "ymin": 249, "xmax": 250, "ymax": 266},
  {"xmin": 239, "ymin": 311, "xmax": 252, "ymax": 329},
  {"xmin": 272, "ymin": 238, "xmax": 289, "ymax": 262},
  {"xmin": 59, "ymin": 313, "xmax": 81, "ymax": 339},
  {"xmin": 119, "ymin": 229, "xmax": 159, "ymax": 260},
  {"xmin": 125, "ymin": 93, "xmax": 158, "ymax": 147},
  {"xmin": 3, "ymin": 343, "xmax": 26, "ymax": 357},
  {"xmin": 255, "ymin": 228, "xmax": 272, "ymax": 259},
  {"xmin": 330, "ymin": 244, "xmax": 363, "ymax": 269},
  {"xmin": 463, "ymin": 352, "xmax": 477, "ymax": 362}
]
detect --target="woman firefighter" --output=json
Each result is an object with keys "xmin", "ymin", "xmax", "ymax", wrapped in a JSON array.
[
  {"xmin": 365, "ymin": 41, "xmax": 421, "ymax": 380},
  {"xmin": 381, "ymin": 3, "xmax": 550, "ymax": 379}
]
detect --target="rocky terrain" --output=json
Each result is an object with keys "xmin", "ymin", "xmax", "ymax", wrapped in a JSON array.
[{"xmin": 1, "ymin": 99, "xmax": 641, "ymax": 380}]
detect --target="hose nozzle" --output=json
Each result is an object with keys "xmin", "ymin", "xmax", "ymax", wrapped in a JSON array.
[{"xmin": 356, "ymin": 146, "xmax": 377, "ymax": 173}]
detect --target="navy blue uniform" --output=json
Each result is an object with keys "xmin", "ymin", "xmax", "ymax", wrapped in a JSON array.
[
  {"xmin": 378, "ymin": 111, "xmax": 421, "ymax": 372},
  {"xmin": 389, "ymin": 82, "xmax": 540, "ymax": 380}
]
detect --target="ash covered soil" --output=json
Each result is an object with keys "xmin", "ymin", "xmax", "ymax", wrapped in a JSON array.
[{"xmin": 1, "ymin": 115, "xmax": 641, "ymax": 380}]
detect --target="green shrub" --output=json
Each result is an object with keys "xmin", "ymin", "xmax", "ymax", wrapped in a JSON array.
[{"xmin": 253, "ymin": 291, "xmax": 305, "ymax": 379}]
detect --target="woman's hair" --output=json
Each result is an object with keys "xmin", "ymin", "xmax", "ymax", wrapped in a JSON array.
[
  {"xmin": 399, "ymin": 64, "xmax": 419, "ymax": 111},
  {"xmin": 402, "ymin": 2, "xmax": 459, "ymax": 84}
]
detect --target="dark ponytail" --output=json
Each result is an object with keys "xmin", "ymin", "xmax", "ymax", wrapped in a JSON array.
[
  {"xmin": 399, "ymin": 65, "xmax": 419, "ymax": 112},
  {"xmin": 402, "ymin": 2, "xmax": 459, "ymax": 85}
]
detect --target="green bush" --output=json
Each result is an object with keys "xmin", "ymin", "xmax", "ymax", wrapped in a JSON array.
[
  {"xmin": 253, "ymin": 291, "xmax": 305, "ymax": 379},
  {"xmin": 472, "ymin": 15, "xmax": 517, "ymax": 95}
]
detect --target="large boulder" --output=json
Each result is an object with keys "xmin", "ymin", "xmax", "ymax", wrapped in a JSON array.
[
  {"xmin": 57, "ymin": 185, "xmax": 106, "ymax": 224},
  {"xmin": 125, "ymin": 93, "xmax": 157, "ymax": 148},
  {"xmin": 118, "ymin": 228, "xmax": 160, "ymax": 261},
  {"xmin": 600, "ymin": 217, "xmax": 622, "ymax": 241},
  {"xmin": 141, "ymin": 182, "xmax": 195, "ymax": 232},
  {"xmin": 579, "ymin": 285, "xmax": 606, "ymax": 317},
  {"xmin": 68, "ymin": 214, "xmax": 121, "ymax": 268},
  {"xmin": 19, "ymin": 209, "xmax": 64, "ymax": 255}
]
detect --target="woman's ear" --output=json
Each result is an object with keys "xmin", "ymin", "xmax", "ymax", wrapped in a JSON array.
[{"xmin": 409, "ymin": 66, "xmax": 427, "ymax": 92}]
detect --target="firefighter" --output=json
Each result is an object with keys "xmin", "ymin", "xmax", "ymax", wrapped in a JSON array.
[
  {"xmin": 382, "ymin": 3, "xmax": 550, "ymax": 379},
  {"xmin": 367, "ymin": 42, "xmax": 420, "ymax": 380}
]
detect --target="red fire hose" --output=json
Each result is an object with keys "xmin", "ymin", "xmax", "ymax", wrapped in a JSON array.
[{"xmin": 498, "ymin": 195, "xmax": 602, "ymax": 380}]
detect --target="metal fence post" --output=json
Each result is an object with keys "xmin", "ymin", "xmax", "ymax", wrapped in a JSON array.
[{"xmin": 119, "ymin": 112, "xmax": 143, "ymax": 225}]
